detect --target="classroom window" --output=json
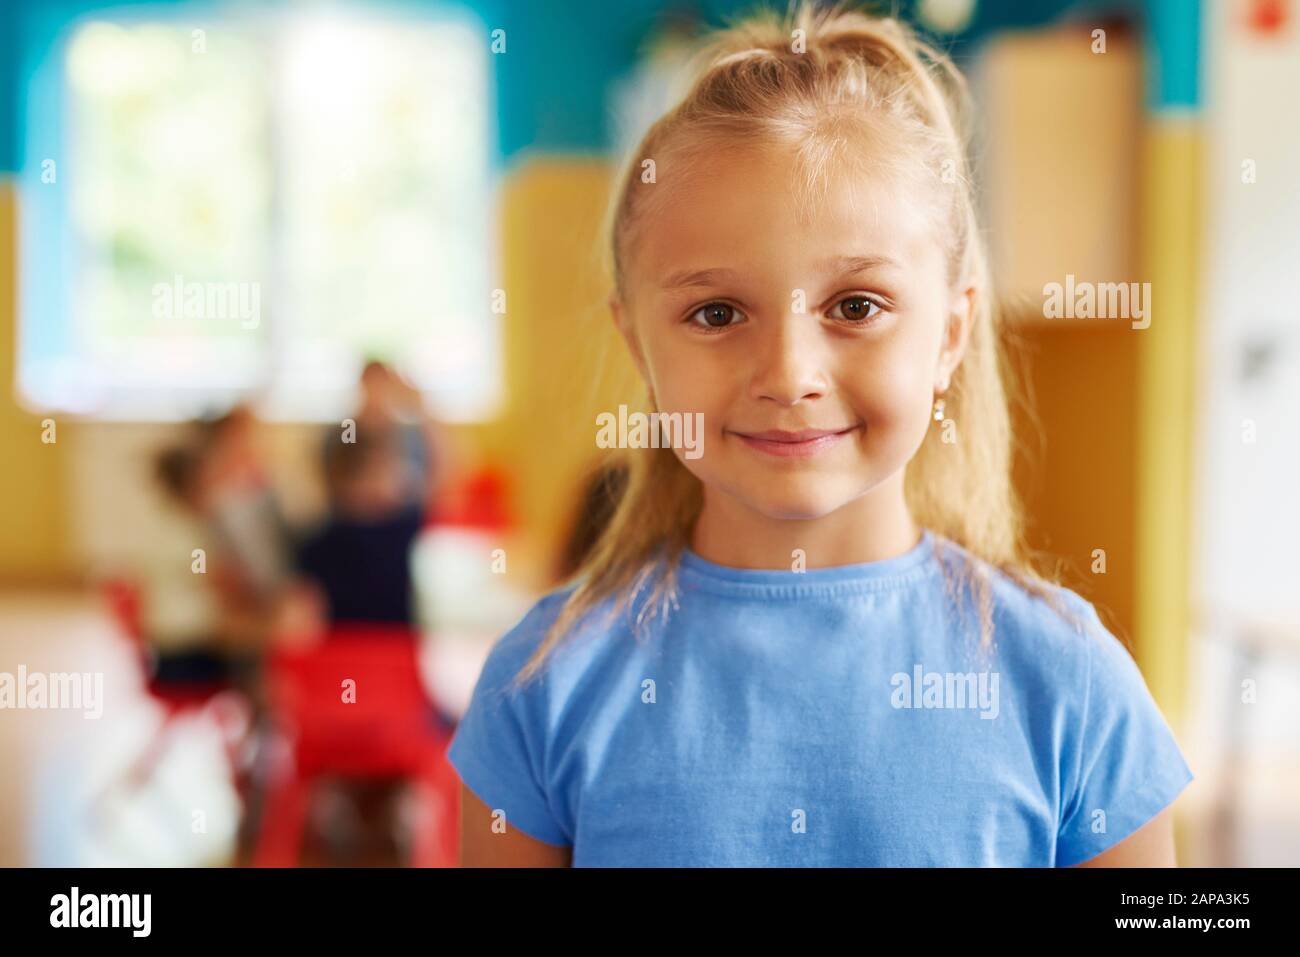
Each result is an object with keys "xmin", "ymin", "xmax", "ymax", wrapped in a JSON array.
[{"xmin": 20, "ymin": 9, "xmax": 499, "ymax": 422}]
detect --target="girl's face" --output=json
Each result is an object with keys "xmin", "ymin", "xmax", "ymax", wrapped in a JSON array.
[{"xmin": 612, "ymin": 143, "xmax": 974, "ymax": 525}]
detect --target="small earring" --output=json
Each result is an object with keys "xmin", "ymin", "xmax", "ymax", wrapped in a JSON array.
[{"xmin": 933, "ymin": 397, "xmax": 946, "ymax": 421}]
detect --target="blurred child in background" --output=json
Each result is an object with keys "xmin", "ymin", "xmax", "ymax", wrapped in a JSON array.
[
  {"xmin": 293, "ymin": 418, "xmax": 445, "ymax": 864},
  {"xmin": 296, "ymin": 425, "xmax": 425, "ymax": 627},
  {"xmin": 199, "ymin": 404, "xmax": 295, "ymax": 610},
  {"xmin": 149, "ymin": 422, "xmax": 302, "ymax": 690},
  {"xmin": 145, "ymin": 444, "xmax": 239, "ymax": 686},
  {"xmin": 323, "ymin": 360, "xmax": 454, "ymax": 517}
]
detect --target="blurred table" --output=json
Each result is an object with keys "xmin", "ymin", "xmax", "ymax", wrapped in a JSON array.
[{"xmin": 410, "ymin": 525, "xmax": 540, "ymax": 720}]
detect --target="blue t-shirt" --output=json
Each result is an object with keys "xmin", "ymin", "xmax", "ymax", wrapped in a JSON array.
[{"xmin": 446, "ymin": 529, "xmax": 1194, "ymax": 866}]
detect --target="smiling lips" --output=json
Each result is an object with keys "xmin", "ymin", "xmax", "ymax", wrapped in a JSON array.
[{"xmin": 731, "ymin": 426, "xmax": 861, "ymax": 458}]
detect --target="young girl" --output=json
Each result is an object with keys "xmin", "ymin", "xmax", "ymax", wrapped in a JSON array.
[{"xmin": 448, "ymin": 1, "xmax": 1194, "ymax": 867}]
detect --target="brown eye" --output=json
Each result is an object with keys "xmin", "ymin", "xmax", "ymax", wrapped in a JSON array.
[
  {"xmin": 830, "ymin": 295, "xmax": 883, "ymax": 323},
  {"xmin": 688, "ymin": 302, "xmax": 742, "ymax": 329}
]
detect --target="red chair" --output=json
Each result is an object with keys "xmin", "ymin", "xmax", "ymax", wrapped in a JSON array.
[
  {"xmin": 98, "ymin": 578, "xmax": 250, "ymax": 801},
  {"xmin": 252, "ymin": 625, "xmax": 460, "ymax": 867}
]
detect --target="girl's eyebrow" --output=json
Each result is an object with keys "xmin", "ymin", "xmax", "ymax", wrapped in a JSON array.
[
  {"xmin": 821, "ymin": 254, "xmax": 900, "ymax": 275},
  {"xmin": 659, "ymin": 255, "xmax": 900, "ymax": 290},
  {"xmin": 659, "ymin": 267, "xmax": 738, "ymax": 290}
]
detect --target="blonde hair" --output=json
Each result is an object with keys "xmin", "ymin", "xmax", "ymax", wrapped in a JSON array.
[{"xmin": 513, "ymin": 0, "xmax": 1082, "ymax": 688}]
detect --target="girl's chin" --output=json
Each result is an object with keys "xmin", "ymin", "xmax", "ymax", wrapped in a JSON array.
[
  {"xmin": 740, "ymin": 491, "xmax": 857, "ymax": 522},
  {"xmin": 695, "ymin": 472, "xmax": 869, "ymax": 521}
]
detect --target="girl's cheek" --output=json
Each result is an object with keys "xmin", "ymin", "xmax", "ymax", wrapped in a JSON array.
[
  {"xmin": 653, "ymin": 345, "xmax": 731, "ymax": 404},
  {"xmin": 840, "ymin": 350, "xmax": 933, "ymax": 439},
  {"xmin": 839, "ymin": 340, "xmax": 909, "ymax": 401}
]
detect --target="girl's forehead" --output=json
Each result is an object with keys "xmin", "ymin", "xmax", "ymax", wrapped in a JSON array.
[{"xmin": 628, "ymin": 147, "xmax": 945, "ymax": 287}]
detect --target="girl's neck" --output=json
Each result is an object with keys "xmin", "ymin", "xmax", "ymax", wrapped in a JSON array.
[{"xmin": 689, "ymin": 475, "xmax": 920, "ymax": 570}]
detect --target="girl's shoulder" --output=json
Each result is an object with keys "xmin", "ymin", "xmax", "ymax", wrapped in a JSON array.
[
  {"xmin": 929, "ymin": 536, "xmax": 1166, "ymax": 746},
  {"xmin": 930, "ymin": 532, "xmax": 1103, "ymax": 631},
  {"xmin": 474, "ymin": 582, "xmax": 631, "ymax": 700},
  {"xmin": 500, "ymin": 580, "xmax": 621, "ymax": 644}
]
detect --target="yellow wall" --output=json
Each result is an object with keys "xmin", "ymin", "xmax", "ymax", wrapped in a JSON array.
[
  {"xmin": 1007, "ymin": 319, "xmax": 1139, "ymax": 651},
  {"xmin": 476, "ymin": 158, "xmax": 635, "ymax": 585},
  {"xmin": 1135, "ymin": 124, "xmax": 1199, "ymax": 727},
  {"xmin": 0, "ymin": 181, "xmax": 72, "ymax": 585}
]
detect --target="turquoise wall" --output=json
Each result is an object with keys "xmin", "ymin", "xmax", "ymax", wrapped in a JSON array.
[{"xmin": 0, "ymin": 0, "xmax": 1199, "ymax": 176}]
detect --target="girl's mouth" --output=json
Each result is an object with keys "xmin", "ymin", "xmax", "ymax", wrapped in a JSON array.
[{"xmin": 729, "ymin": 425, "xmax": 861, "ymax": 459}]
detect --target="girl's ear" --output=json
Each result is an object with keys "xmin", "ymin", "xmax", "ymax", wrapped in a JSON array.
[
  {"xmin": 936, "ymin": 284, "xmax": 976, "ymax": 390},
  {"xmin": 609, "ymin": 294, "xmax": 650, "ymax": 383}
]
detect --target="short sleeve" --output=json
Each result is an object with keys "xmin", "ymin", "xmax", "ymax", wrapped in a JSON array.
[
  {"xmin": 1055, "ymin": 605, "xmax": 1194, "ymax": 866},
  {"xmin": 445, "ymin": 614, "xmax": 571, "ymax": 847}
]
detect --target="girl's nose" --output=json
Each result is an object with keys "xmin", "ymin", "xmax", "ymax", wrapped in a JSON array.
[{"xmin": 748, "ymin": 315, "xmax": 828, "ymax": 406}]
